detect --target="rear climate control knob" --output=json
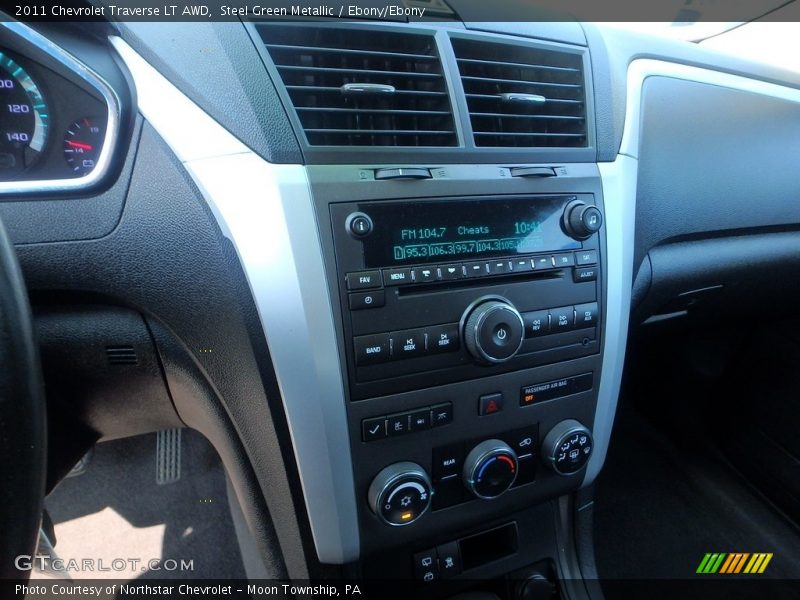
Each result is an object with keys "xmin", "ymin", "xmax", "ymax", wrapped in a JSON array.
[
  {"xmin": 463, "ymin": 299, "xmax": 525, "ymax": 364},
  {"xmin": 542, "ymin": 420, "xmax": 593, "ymax": 475},
  {"xmin": 463, "ymin": 439, "xmax": 518, "ymax": 499},
  {"xmin": 368, "ymin": 462, "xmax": 432, "ymax": 526}
]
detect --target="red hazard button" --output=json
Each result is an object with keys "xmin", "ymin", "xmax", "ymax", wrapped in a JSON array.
[{"xmin": 479, "ymin": 393, "xmax": 504, "ymax": 416}]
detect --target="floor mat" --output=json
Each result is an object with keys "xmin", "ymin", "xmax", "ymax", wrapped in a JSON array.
[
  {"xmin": 593, "ymin": 407, "xmax": 800, "ymax": 583},
  {"xmin": 34, "ymin": 429, "xmax": 245, "ymax": 581}
]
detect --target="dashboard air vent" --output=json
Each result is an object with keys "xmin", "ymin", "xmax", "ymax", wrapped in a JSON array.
[
  {"xmin": 257, "ymin": 24, "xmax": 457, "ymax": 147},
  {"xmin": 451, "ymin": 38, "xmax": 587, "ymax": 148}
]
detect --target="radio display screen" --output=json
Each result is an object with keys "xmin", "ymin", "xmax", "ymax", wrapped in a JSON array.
[{"xmin": 360, "ymin": 197, "xmax": 581, "ymax": 267}]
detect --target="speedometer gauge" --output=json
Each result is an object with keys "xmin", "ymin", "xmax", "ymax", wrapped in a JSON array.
[{"xmin": 0, "ymin": 51, "xmax": 48, "ymax": 178}]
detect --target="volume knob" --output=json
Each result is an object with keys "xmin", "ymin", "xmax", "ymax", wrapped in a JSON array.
[
  {"xmin": 463, "ymin": 300, "xmax": 525, "ymax": 364},
  {"xmin": 562, "ymin": 200, "xmax": 603, "ymax": 240}
]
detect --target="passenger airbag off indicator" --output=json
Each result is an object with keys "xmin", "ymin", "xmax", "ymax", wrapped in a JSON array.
[{"xmin": 520, "ymin": 372, "xmax": 593, "ymax": 406}]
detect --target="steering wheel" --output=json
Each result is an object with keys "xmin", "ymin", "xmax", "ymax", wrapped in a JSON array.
[{"xmin": 0, "ymin": 215, "xmax": 46, "ymax": 579}]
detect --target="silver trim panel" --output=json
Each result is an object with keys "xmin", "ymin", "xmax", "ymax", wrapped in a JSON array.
[
  {"xmin": 0, "ymin": 21, "xmax": 121, "ymax": 195},
  {"xmin": 109, "ymin": 36, "xmax": 360, "ymax": 564}
]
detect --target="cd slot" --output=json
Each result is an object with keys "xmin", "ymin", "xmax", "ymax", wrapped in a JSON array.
[{"xmin": 397, "ymin": 270, "xmax": 564, "ymax": 296}]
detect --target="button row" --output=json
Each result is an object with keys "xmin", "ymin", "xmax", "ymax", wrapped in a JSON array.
[
  {"xmin": 346, "ymin": 250, "xmax": 598, "ymax": 291},
  {"xmin": 413, "ymin": 541, "xmax": 462, "ymax": 583},
  {"xmin": 354, "ymin": 323, "xmax": 459, "ymax": 366},
  {"xmin": 362, "ymin": 402, "xmax": 453, "ymax": 442},
  {"xmin": 521, "ymin": 302, "xmax": 598, "ymax": 338}
]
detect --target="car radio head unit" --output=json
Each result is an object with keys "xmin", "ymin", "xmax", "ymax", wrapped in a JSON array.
[
  {"xmin": 355, "ymin": 196, "xmax": 582, "ymax": 268},
  {"xmin": 329, "ymin": 194, "xmax": 603, "ymax": 401}
]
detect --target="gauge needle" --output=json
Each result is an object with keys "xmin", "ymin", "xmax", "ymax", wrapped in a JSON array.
[{"xmin": 66, "ymin": 140, "xmax": 93, "ymax": 151}]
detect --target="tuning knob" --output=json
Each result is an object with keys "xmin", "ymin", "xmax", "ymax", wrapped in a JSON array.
[
  {"xmin": 463, "ymin": 439, "xmax": 518, "ymax": 499},
  {"xmin": 562, "ymin": 200, "xmax": 603, "ymax": 240},
  {"xmin": 463, "ymin": 299, "xmax": 525, "ymax": 364},
  {"xmin": 367, "ymin": 462, "xmax": 432, "ymax": 526},
  {"xmin": 541, "ymin": 420, "xmax": 593, "ymax": 475}
]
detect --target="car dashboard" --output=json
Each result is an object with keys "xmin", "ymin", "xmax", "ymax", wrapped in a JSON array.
[{"xmin": 2, "ymin": 11, "xmax": 800, "ymax": 594}]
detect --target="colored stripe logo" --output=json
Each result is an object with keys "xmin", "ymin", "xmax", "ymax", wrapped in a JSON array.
[{"xmin": 697, "ymin": 553, "xmax": 773, "ymax": 574}]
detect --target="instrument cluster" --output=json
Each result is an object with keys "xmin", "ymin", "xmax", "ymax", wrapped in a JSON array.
[{"xmin": 0, "ymin": 22, "xmax": 120, "ymax": 195}]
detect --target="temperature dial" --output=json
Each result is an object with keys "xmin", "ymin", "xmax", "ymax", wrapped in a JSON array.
[
  {"xmin": 367, "ymin": 462, "xmax": 432, "ymax": 526},
  {"xmin": 542, "ymin": 420, "xmax": 593, "ymax": 475},
  {"xmin": 463, "ymin": 439, "xmax": 518, "ymax": 499},
  {"xmin": 63, "ymin": 116, "xmax": 104, "ymax": 176}
]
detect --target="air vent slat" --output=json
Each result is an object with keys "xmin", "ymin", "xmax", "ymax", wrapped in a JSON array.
[
  {"xmin": 258, "ymin": 24, "xmax": 457, "ymax": 147},
  {"xmin": 452, "ymin": 37, "xmax": 588, "ymax": 148},
  {"xmin": 266, "ymin": 43, "xmax": 438, "ymax": 62},
  {"xmin": 297, "ymin": 107, "xmax": 451, "ymax": 116},
  {"xmin": 461, "ymin": 75, "xmax": 582, "ymax": 89},
  {"xmin": 276, "ymin": 65, "xmax": 443, "ymax": 79},
  {"xmin": 457, "ymin": 57, "xmax": 580, "ymax": 73}
]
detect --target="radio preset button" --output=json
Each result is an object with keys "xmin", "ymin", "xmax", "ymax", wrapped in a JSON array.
[
  {"xmin": 464, "ymin": 262, "xmax": 489, "ymax": 278},
  {"xmin": 412, "ymin": 266, "xmax": 437, "ymax": 283},
  {"xmin": 440, "ymin": 264, "xmax": 464, "ymax": 280},
  {"xmin": 349, "ymin": 290, "xmax": 385, "ymax": 310},
  {"xmin": 354, "ymin": 334, "xmax": 390, "ymax": 365},
  {"xmin": 487, "ymin": 260, "xmax": 512, "ymax": 275},
  {"xmin": 533, "ymin": 256, "xmax": 554, "ymax": 270},
  {"xmin": 522, "ymin": 310, "xmax": 550, "ymax": 338},
  {"xmin": 573, "ymin": 266, "xmax": 598, "ymax": 282},
  {"xmin": 384, "ymin": 268, "xmax": 413, "ymax": 286},
  {"xmin": 575, "ymin": 302, "xmax": 599, "ymax": 328},
  {"xmin": 553, "ymin": 253, "xmax": 576, "ymax": 268},
  {"xmin": 513, "ymin": 257, "xmax": 534, "ymax": 272},
  {"xmin": 346, "ymin": 270, "xmax": 383, "ymax": 290},
  {"xmin": 550, "ymin": 306, "xmax": 576, "ymax": 332},
  {"xmin": 575, "ymin": 249, "xmax": 598, "ymax": 266},
  {"xmin": 390, "ymin": 330, "xmax": 425, "ymax": 359}
]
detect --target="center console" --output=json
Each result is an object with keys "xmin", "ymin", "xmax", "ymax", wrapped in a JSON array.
[{"xmin": 310, "ymin": 162, "xmax": 607, "ymax": 581}]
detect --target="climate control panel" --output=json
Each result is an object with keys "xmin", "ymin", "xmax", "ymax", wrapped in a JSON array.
[{"xmin": 368, "ymin": 420, "xmax": 593, "ymax": 527}]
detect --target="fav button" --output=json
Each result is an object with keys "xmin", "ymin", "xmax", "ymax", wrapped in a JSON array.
[
  {"xmin": 553, "ymin": 253, "xmax": 576, "ymax": 268},
  {"xmin": 346, "ymin": 270, "xmax": 382, "ymax": 290}
]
